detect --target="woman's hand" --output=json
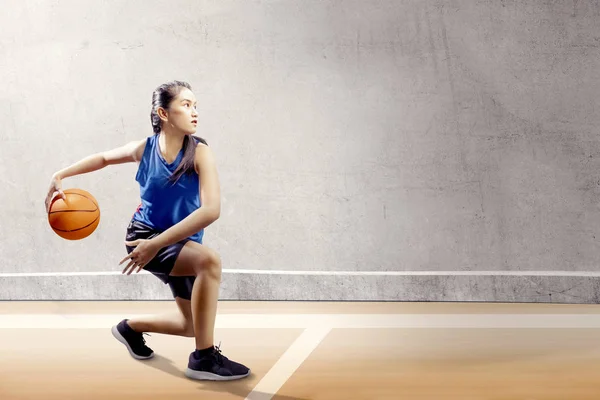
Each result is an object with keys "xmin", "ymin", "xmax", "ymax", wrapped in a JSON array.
[
  {"xmin": 45, "ymin": 174, "xmax": 66, "ymax": 213},
  {"xmin": 120, "ymin": 238, "xmax": 161, "ymax": 275}
]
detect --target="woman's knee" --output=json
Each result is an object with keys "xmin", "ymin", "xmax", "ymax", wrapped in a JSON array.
[
  {"xmin": 177, "ymin": 313, "xmax": 194, "ymax": 337},
  {"xmin": 182, "ymin": 320, "xmax": 195, "ymax": 337},
  {"xmin": 174, "ymin": 297, "xmax": 195, "ymax": 337},
  {"xmin": 188, "ymin": 246, "xmax": 221, "ymax": 280},
  {"xmin": 172, "ymin": 242, "xmax": 221, "ymax": 278},
  {"xmin": 202, "ymin": 249, "xmax": 222, "ymax": 280}
]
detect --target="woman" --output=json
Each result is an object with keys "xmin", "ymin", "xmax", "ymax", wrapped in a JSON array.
[{"xmin": 44, "ymin": 80, "xmax": 250, "ymax": 381}]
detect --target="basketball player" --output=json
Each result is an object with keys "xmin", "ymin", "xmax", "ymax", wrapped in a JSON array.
[{"xmin": 44, "ymin": 81, "xmax": 250, "ymax": 381}]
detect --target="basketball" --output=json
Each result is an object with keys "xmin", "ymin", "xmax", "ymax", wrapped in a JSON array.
[{"xmin": 47, "ymin": 188, "xmax": 101, "ymax": 240}]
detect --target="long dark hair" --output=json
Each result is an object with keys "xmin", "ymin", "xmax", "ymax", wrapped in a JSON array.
[{"xmin": 150, "ymin": 80, "xmax": 207, "ymax": 183}]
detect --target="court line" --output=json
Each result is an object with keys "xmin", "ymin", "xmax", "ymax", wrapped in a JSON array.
[
  {"xmin": 2, "ymin": 270, "xmax": 600, "ymax": 277},
  {"xmin": 3, "ymin": 314, "xmax": 600, "ymax": 329},
  {"xmin": 245, "ymin": 327, "xmax": 331, "ymax": 400}
]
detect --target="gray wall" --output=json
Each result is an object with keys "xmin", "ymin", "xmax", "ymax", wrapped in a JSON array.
[{"xmin": 1, "ymin": 0, "xmax": 599, "ymax": 302}]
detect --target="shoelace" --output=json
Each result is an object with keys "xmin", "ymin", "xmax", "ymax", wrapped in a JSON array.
[
  {"xmin": 213, "ymin": 341, "xmax": 224, "ymax": 365},
  {"xmin": 139, "ymin": 333, "xmax": 151, "ymax": 347}
]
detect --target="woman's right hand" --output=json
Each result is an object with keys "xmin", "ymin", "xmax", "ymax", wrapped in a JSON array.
[{"xmin": 45, "ymin": 174, "xmax": 67, "ymax": 213}]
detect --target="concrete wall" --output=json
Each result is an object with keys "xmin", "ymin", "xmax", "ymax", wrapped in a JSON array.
[{"xmin": 1, "ymin": 0, "xmax": 599, "ymax": 302}]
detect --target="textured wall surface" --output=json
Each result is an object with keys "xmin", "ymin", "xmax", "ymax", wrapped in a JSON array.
[{"xmin": 1, "ymin": 0, "xmax": 599, "ymax": 302}]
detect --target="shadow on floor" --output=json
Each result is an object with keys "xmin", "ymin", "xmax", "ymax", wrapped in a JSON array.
[{"xmin": 142, "ymin": 353, "xmax": 310, "ymax": 400}]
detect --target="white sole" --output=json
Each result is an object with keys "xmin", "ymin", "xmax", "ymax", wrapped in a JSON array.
[
  {"xmin": 111, "ymin": 325, "xmax": 154, "ymax": 360},
  {"xmin": 184, "ymin": 368, "xmax": 251, "ymax": 381}
]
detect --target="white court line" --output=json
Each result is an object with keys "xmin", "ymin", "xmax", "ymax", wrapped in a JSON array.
[
  {"xmin": 245, "ymin": 327, "xmax": 331, "ymax": 400},
  {"xmin": 3, "ymin": 314, "xmax": 600, "ymax": 329},
  {"xmin": 2, "ymin": 270, "xmax": 600, "ymax": 277}
]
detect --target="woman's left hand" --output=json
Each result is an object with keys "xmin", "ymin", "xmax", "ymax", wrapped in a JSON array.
[{"xmin": 120, "ymin": 239, "xmax": 161, "ymax": 275}]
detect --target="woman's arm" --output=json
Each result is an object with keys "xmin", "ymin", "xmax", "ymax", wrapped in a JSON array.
[
  {"xmin": 45, "ymin": 139, "xmax": 146, "ymax": 212},
  {"xmin": 53, "ymin": 139, "xmax": 146, "ymax": 180}
]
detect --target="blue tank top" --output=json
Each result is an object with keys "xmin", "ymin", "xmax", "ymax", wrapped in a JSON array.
[{"xmin": 132, "ymin": 134, "xmax": 204, "ymax": 243}]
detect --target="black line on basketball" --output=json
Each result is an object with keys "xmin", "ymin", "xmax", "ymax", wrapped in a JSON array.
[
  {"xmin": 51, "ymin": 214, "xmax": 100, "ymax": 232},
  {"xmin": 49, "ymin": 210, "xmax": 97, "ymax": 214},
  {"xmin": 64, "ymin": 192, "xmax": 99, "ymax": 209}
]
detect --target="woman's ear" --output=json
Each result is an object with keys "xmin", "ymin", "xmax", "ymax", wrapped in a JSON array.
[{"xmin": 157, "ymin": 107, "xmax": 168, "ymax": 122}]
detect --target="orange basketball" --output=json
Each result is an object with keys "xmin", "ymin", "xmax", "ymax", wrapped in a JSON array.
[{"xmin": 48, "ymin": 188, "xmax": 100, "ymax": 240}]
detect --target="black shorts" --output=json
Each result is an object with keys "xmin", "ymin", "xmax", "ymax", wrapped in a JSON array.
[{"xmin": 125, "ymin": 219, "xmax": 196, "ymax": 300}]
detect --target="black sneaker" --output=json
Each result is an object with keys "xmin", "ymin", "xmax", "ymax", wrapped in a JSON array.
[
  {"xmin": 111, "ymin": 319, "xmax": 154, "ymax": 360},
  {"xmin": 185, "ymin": 344, "xmax": 250, "ymax": 381}
]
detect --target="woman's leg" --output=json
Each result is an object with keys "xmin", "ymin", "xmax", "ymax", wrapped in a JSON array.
[
  {"xmin": 113, "ymin": 237, "xmax": 248, "ymax": 379},
  {"xmin": 126, "ymin": 297, "xmax": 194, "ymax": 337},
  {"xmin": 167, "ymin": 241, "xmax": 250, "ymax": 381},
  {"xmin": 168, "ymin": 241, "xmax": 222, "ymax": 350},
  {"xmin": 111, "ymin": 296, "xmax": 194, "ymax": 360}
]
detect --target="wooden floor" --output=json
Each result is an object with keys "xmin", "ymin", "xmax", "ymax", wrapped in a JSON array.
[{"xmin": 1, "ymin": 301, "xmax": 600, "ymax": 399}]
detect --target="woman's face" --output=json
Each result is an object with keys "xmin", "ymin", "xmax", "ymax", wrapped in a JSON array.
[{"xmin": 161, "ymin": 88, "xmax": 198, "ymax": 135}]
